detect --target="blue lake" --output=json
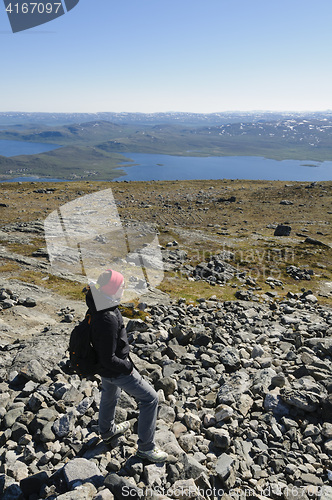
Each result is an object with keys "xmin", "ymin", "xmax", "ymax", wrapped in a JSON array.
[
  {"xmin": 0, "ymin": 139, "xmax": 331, "ymax": 182},
  {"xmin": 116, "ymin": 153, "xmax": 332, "ymax": 182},
  {"xmin": 0, "ymin": 139, "xmax": 61, "ymax": 157}
]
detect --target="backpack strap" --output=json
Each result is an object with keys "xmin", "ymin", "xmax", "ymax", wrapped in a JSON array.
[{"xmin": 88, "ymin": 308, "xmax": 121, "ymax": 336}]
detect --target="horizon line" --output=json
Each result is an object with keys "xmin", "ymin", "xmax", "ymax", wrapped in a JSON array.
[{"xmin": 1, "ymin": 109, "xmax": 332, "ymax": 115}]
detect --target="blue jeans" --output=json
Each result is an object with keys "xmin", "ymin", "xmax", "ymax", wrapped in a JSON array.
[{"xmin": 99, "ymin": 368, "xmax": 158, "ymax": 452}]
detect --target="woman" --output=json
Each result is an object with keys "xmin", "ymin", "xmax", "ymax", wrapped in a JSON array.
[{"xmin": 85, "ymin": 269, "xmax": 167, "ymax": 463}]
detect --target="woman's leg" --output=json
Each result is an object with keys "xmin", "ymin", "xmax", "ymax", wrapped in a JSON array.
[
  {"xmin": 111, "ymin": 369, "xmax": 158, "ymax": 451},
  {"xmin": 99, "ymin": 376, "xmax": 122, "ymax": 439}
]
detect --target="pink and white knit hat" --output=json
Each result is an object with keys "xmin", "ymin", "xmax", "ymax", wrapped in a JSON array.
[{"xmin": 99, "ymin": 269, "xmax": 124, "ymax": 296}]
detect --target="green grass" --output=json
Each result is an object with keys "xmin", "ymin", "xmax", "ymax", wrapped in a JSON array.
[
  {"xmin": 11, "ymin": 269, "xmax": 84, "ymax": 300},
  {"xmin": 0, "ymin": 261, "xmax": 20, "ymax": 273},
  {"xmin": 4, "ymin": 238, "xmax": 45, "ymax": 257}
]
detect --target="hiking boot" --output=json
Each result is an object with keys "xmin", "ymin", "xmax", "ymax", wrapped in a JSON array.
[
  {"xmin": 103, "ymin": 421, "xmax": 130, "ymax": 444},
  {"xmin": 136, "ymin": 447, "xmax": 168, "ymax": 463}
]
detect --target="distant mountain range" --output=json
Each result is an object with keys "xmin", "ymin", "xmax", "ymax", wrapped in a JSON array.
[{"xmin": 1, "ymin": 110, "xmax": 332, "ymax": 127}]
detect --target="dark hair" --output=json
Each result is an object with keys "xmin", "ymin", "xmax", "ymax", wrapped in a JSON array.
[{"xmin": 97, "ymin": 270, "xmax": 113, "ymax": 288}]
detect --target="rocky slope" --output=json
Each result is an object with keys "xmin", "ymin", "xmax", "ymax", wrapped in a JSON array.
[{"xmin": 1, "ymin": 282, "xmax": 332, "ymax": 500}]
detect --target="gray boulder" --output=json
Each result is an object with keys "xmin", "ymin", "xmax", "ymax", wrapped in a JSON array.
[
  {"xmin": 63, "ymin": 458, "xmax": 104, "ymax": 489},
  {"xmin": 274, "ymin": 224, "xmax": 292, "ymax": 236}
]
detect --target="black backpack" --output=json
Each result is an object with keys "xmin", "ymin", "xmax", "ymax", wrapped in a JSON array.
[{"xmin": 69, "ymin": 313, "xmax": 99, "ymax": 378}]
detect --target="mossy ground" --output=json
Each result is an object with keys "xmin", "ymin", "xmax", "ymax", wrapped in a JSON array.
[{"xmin": 0, "ymin": 179, "xmax": 331, "ymax": 306}]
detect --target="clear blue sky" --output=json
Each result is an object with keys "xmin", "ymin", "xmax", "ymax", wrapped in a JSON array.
[{"xmin": 1, "ymin": 0, "xmax": 332, "ymax": 113}]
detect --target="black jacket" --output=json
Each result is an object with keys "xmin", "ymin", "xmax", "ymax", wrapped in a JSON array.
[{"xmin": 86, "ymin": 288, "xmax": 133, "ymax": 378}]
